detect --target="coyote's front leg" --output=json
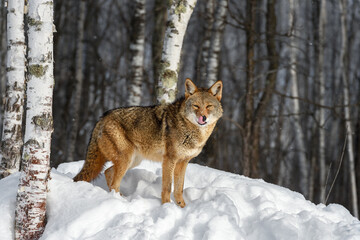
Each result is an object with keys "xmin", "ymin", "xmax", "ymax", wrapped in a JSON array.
[
  {"xmin": 161, "ymin": 157, "xmax": 176, "ymax": 204},
  {"xmin": 174, "ymin": 160, "xmax": 189, "ymax": 208}
]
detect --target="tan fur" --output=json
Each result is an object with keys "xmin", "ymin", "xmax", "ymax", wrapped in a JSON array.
[{"xmin": 73, "ymin": 79, "xmax": 223, "ymax": 207}]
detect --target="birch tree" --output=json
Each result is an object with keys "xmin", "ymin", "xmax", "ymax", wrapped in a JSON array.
[
  {"xmin": 15, "ymin": 0, "xmax": 54, "ymax": 238},
  {"xmin": 0, "ymin": 0, "xmax": 26, "ymax": 178},
  {"xmin": 289, "ymin": 0, "xmax": 308, "ymax": 198},
  {"xmin": 156, "ymin": 0, "xmax": 197, "ymax": 104},
  {"xmin": 339, "ymin": 0, "xmax": 358, "ymax": 218},
  {"xmin": 66, "ymin": 0, "xmax": 86, "ymax": 162},
  {"xmin": 128, "ymin": 0, "xmax": 146, "ymax": 106},
  {"xmin": 206, "ymin": 0, "xmax": 227, "ymax": 87},
  {"xmin": 318, "ymin": 0, "xmax": 327, "ymax": 203}
]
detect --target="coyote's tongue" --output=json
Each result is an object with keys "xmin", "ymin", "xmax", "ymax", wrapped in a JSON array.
[{"xmin": 198, "ymin": 116, "xmax": 206, "ymax": 125}]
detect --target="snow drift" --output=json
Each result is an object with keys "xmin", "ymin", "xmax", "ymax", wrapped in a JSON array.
[{"xmin": 1, "ymin": 160, "xmax": 360, "ymax": 240}]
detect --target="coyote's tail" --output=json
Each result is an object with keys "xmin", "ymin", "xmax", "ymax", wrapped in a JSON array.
[{"xmin": 73, "ymin": 143, "xmax": 105, "ymax": 182}]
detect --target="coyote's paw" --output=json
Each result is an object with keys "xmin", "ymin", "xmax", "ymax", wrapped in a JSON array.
[
  {"xmin": 176, "ymin": 200, "xmax": 186, "ymax": 208},
  {"xmin": 174, "ymin": 193, "xmax": 186, "ymax": 208}
]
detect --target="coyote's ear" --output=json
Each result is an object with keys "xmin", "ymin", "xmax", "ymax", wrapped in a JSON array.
[
  {"xmin": 208, "ymin": 80, "xmax": 223, "ymax": 101},
  {"xmin": 185, "ymin": 78, "xmax": 198, "ymax": 99}
]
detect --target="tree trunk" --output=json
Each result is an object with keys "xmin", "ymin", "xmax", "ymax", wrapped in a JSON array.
[
  {"xmin": 0, "ymin": 1, "xmax": 7, "ymax": 105},
  {"xmin": 66, "ymin": 0, "xmax": 86, "ymax": 163},
  {"xmin": 250, "ymin": 0, "xmax": 278, "ymax": 178},
  {"xmin": 156, "ymin": 0, "xmax": 197, "ymax": 104},
  {"xmin": 339, "ymin": 0, "xmax": 358, "ymax": 219},
  {"xmin": 289, "ymin": 0, "xmax": 308, "ymax": 198},
  {"xmin": 200, "ymin": 0, "xmax": 227, "ymax": 168},
  {"xmin": 15, "ymin": 0, "xmax": 54, "ymax": 238},
  {"xmin": 0, "ymin": 0, "xmax": 26, "ymax": 178},
  {"xmin": 243, "ymin": 0, "xmax": 256, "ymax": 177},
  {"xmin": 274, "ymin": 80, "xmax": 289, "ymax": 186},
  {"xmin": 318, "ymin": 0, "xmax": 327, "ymax": 203},
  {"xmin": 152, "ymin": 0, "xmax": 167, "ymax": 99},
  {"xmin": 199, "ymin": 0, "xmax": 214, "ymax": 85},
  {"xmin": 128, "ymin": 0, "xmax": 146, "ymax": 106},
  {"xmin": 206, "ymin": 0, "xmax": 227, "ymax": 87}
]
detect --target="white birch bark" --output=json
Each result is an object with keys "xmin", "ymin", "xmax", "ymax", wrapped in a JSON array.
[
  {"xmin": 15, "ymin": 0, "xmax": 54, "ymax": 238},
  {"xmin": 157, "ymin": 0, "xmax": 197, "ymax": 104},
  {"xmin": 339, "ymin": 0, "xmax": 358, "ymax": 219},
  {"xmin": 289, "ymin": 0, "xmax": 308, "ymax": 198},
  {"xmin": 206, "ymin": 0, "xmax": 227, "ymax": 87},
  {"xmin": 128, "ymin": 0, "xmax": 146, "ymax": 106},
  {"xmin": 67, "ymin": 0, "xmax": 86, "ymax": 162},
  {"xmin": 318, "ymin": 0, "xmax": 327, "ymax": 203},
  {"xmin": 0, "ymin": 0, "xmax": 26, "ymax": 178}
]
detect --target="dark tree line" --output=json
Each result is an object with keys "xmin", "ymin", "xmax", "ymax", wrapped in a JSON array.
[{"xmin": 1, "ymin": 0, "xmax": 360, "ymax": 217}]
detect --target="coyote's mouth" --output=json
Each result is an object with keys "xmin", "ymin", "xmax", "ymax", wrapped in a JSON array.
[{"xmin": 197, "ymin": 115, "xmax": 207, "ymax": 125}]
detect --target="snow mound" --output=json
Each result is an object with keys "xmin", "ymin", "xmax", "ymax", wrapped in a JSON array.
[{"xmin": 1, "ymin": 160, "xmax": 360, "ymax": 240}]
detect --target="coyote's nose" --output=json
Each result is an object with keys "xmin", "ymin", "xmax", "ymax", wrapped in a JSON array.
[{"xmin": 202, "ymin": 116, "xmax": 206, "ymax": 122}]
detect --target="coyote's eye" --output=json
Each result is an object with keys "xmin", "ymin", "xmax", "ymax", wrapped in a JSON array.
[
  {"xmin": 206, "ymin": 105, "xmax": 213, "ymax": 109},
  {"xmin": 193, "ymin": 105, "xmax": 200, "ymax": 109}
]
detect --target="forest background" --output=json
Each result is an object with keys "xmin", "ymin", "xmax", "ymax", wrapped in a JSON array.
[{"xmin": 0, "ymin": 0, "xmax": 359, "ymax": 218}]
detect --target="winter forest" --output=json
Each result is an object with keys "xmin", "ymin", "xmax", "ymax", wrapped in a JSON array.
[{"xmin": 0, "ymin": 0, "xmax": 360, "ymax": 236}]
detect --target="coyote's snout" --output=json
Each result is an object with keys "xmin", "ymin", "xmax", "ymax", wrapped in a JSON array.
[{"xmin": 74, "ymin": 79, "xmax": 223, "ymax": 207}]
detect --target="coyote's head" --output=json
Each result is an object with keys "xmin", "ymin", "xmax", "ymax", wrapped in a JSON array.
[{"xmin": 183, "ymin": 78, "xmax": 223, "ymax": 127}]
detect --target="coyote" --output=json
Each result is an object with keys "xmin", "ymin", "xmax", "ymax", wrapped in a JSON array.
[{"xmin": 73, "ymin": 79, "xmax": 223, "ymax": 207}]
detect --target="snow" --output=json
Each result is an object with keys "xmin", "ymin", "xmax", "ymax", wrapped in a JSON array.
[{"xmin": 1, "ymin": 160, "xmax": 360, "ymax": 240}]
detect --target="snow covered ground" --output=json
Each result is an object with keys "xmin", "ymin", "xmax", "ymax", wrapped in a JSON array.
[{"xmin": 1, "ymin": 160, "xmax": 360, "ymax": 240}]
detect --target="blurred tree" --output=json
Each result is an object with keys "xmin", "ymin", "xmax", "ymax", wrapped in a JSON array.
[
  {"xmin": 206, "ymin": 0, "xmax": 227, "ymax": 87},
  {"xmin": 66, "ymin": 0, "xmax": 86, "ymax": 163},
  {"xmin": 243, "ymin": 0, "xmax": 256, "ymax": 177},
  {"xmin": 317, "ymin": 0, "xmax": 327, "ymax": 204},
  {"xmin": 0, "ymin": 1, "xmax": 6, "ymax": 104},
  {"xmin": 199, "ymin": 0, "xmax": 214, "ymax": 85},
  {"xmin": 128, "ymin": 0, "xmax": 146, "ymax": 106},
  {"xmin": 289, "ymin": 0, "xmax": 308, "ymax": 198},
  {"xmin": 339, "ymin": 0, "xmax": 358, "ymax": 219}
]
